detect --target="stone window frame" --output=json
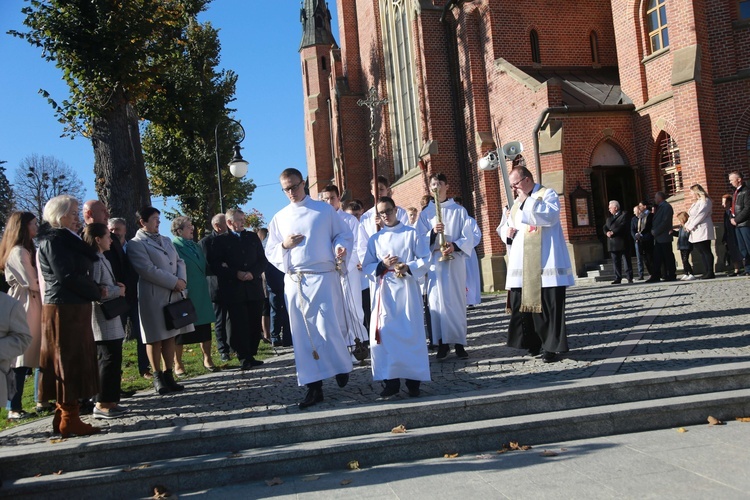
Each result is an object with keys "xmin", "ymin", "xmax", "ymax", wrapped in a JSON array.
[
  {"xmin": 657, "ymin": 132, "xmax": 682, "ymax": 197},
  {"xmin": 646, "ymin": 0, "xmax": 669, "ymax": 53},
  {"xmin": 380, "ymin": 0, "xmax": 422, "ymax": 179}
]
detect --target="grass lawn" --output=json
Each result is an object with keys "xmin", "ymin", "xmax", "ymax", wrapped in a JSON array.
[{"xmin": 1, "ymin": 335, "xmax": 272, "ymax": 432}]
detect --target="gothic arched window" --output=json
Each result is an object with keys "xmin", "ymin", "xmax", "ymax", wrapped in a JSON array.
[
  {"xmin": 380, "ymin": 0, "xmax": 421, "ymax": 178},
  {"xmin": 530, "ymin": 29, "xmax": 541, "ymax": 64}
]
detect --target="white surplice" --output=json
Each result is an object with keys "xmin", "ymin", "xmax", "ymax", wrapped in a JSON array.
[
  {"xmin": 265, "ymin": 196, "xmax": 354, "ymax": 386},
  {"xmin": 419, "ymin": 199, "xmax": 475, "ymax": 344},
  {"xmin": 363, "ymin": 222, "xmax": 431, "ymax": 382},
  {"xmin": 504, "ymin": 185, "xmax": 575, "ymax": 289},
  {"xmin": 336, "ymin": 208, "xmax": 367, "ymax": 346},
  {"xmin": 465, "ymin": 216, "xmax": 482, "ymax": 306}
]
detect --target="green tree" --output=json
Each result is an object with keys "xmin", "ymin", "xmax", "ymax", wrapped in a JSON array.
[
  {"xmin": 13, "ymin": 154, "xmax": 85, "ymax": 222},
  {"xmin": 141, "ymin": 19, "xmax": 254, "ymax": 237},
  {"xmin": 9, "ymin": 0, "xmax": 210, "ymax": 236},
  {"xmin": 0, "ymin": 162, "xmax": 14, "ymax": 233}
]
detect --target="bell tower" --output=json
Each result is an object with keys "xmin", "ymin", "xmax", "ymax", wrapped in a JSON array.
[{"xmin": 299, "ymin": 0, "xmax": 338, "ymax": 198}]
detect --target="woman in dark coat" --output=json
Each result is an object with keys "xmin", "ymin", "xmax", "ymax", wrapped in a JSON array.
[{"xmin": 37, "ymin": 195, "xmax": 102, "ymax": 438}]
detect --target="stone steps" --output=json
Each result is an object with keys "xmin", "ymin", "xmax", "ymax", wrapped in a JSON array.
[{"xmin": 2, "ymin": 362, "xmax": 749, "ymax": 499}]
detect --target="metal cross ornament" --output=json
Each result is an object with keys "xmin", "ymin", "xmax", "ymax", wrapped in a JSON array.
[{"xmin": 357, "ymin": 86, "xmax": 388, "ymax": 158}]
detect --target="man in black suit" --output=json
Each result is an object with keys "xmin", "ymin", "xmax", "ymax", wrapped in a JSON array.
[
  {"xmin": 208, "ymin": 208, "xmax": 268, "ymax": 370},
  {"xmin": 603, "ymin": 200, "xmax": 633, "ymax": 284},
  {"xmin": 647, "ymin": 191, "xmax": 677, "ymax": 282},
  {"xmin": 199, "ymin": 214, "xmax": 232, "ymax": 362}
]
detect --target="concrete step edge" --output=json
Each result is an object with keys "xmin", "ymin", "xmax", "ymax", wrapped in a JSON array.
[
  {"xmin": 2, "ymin": 361, "xmax": 749, "ymax": 475},
  {"xmin": 6, "ymin": 388, "xmax": 750, "ymax": 499}
]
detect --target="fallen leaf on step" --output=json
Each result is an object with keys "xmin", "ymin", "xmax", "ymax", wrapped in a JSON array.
[
  {"xmin": 476, "ymin": 454, "xmax": 493, "ymax": 459},
  {"xmin": 34, "ymin": 473, "xmax": 42, "ymax": 478},
  {"xmin": 265, "ymin": 477, "xmax": 284, "ymax": 486},
  {"xmin": 227, "ymin": 453, "xmax": 243, "ymax": 459},
  {"xmin": 301, "ymin": 475, "xmax": 320, "ymax": 482},
  {"xmin": 391, "ymin": 424, "xmax": 406, "ymax": 434},
  {"xmin": 347, "ymin": 460, "xmax": 360, "ymax": 470},
  {"xmin": 53, "ymin": 470, "xmax": 63, "ymax": 475},
  {"xmin": 677, "ymin": 427, "xmax": 688, "ymax": 433},
  {"xmin": 340, "ymin": 479, "xmax": 352, "ymax": 486},
  {"xmin": 444, "ymin": 453, "xmax": 459, "ymax": 458},
  {"xmin": 540, "ymin": 450, "xmax": 559, "ymax": 457},
  {"xmin": 736, "ymin": 417, "xmax": 750, "ymax": 422},
  {"xmin": 49, "ymin": 438, "xmax": 66, "ymax": 444},
  {"xmin": 123, "ymin": 464, "xmax": 151, "ymax": 472},
  {"xmin": 707, "ymin": 416, "xmax": 724, "ymax": 426},
  {"xmin": 152, "ymin": 485, "xmax": 171, "ymax": 498},
  {"xmin": 509, "ymin": 441, "xmax": 531, "ymax": 451}
]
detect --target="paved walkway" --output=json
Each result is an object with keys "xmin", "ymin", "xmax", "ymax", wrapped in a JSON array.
[
  {"xmin": 2, "ymin": 276, "xmax": 750, "ymax": 448},
  {"xmin": 180, "ymin": 420, "xmax": 750, "ymax": 499}
]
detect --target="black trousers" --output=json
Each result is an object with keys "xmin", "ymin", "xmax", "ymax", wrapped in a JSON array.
[
  {"xmin": 692, "ymin": 240, "xmax": 715, "ymax": 276},
  {"xmin": 269, "ymin": 288, "xmax": 291, "ymax": 346},
  {"xmin": 361, "ymin": 288, "xmax": 371, "ymax": 331},
  {"xmin": 225, "ymin": 299, "xmax": 263, "ymax": 362},
  {"xmin": 213, "ymin": 302, "xmax": 231, "ymax": 355},
  {"xmin": 652, "ymin": 241, "xmax": 677, "ymax": 280},
  {"xmin": 96, "ymin": 339, "xmax": 123, "ymax": 404},
  {"xmin": 507, "ymin": 287, "xmax": 568, "ymax": 354},
  {"xmin": 679, "ymin": 249, "xmax": 694, "ymax": 275},
  {"xmin": 611, "ymin": 249, "xmax": 633, "ymax": 281}
]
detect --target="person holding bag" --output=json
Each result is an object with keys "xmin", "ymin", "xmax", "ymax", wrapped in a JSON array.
[
  {"xmin": 83, "ymin": 223, "xmax": 131, "ymax": 419},
  {"xmin": 127, "ymin": 206, "xmax": 188, "ymax": 395}
]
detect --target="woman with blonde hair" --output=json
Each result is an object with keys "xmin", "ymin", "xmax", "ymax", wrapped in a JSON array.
[
  {"xmin": 685, "ymin": 184, "xmax": 716, "ymax": 279},
  {"xmin": 0, "ymin": 212, "xmax": 42, "ymax": 420},
  {"xmin": 37, "ymin": 195, "xmax": 102, "ymax": 437}
]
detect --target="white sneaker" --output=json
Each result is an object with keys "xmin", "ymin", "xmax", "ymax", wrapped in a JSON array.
[
  {"xmin": 684, "ymin": 274, "xmax": 696, "ymax": 281},
  {"xmin": 680, "ymin": 275, "xmax": 688, "ymax": 281}
]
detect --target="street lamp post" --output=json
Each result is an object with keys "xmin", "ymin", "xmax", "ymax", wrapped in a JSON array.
[
  {"xmin": 214, "ymin": 118, "xmax": 250, "ymax": 214},
  {"xmin": 357, "ymin": 87, "xmax": 388, "ymax": 205}
]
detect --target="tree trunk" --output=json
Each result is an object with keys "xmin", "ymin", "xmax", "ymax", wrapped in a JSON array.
[{"xmin": 91, "ymin": 94, "xmax": 152, "ymax": 238}]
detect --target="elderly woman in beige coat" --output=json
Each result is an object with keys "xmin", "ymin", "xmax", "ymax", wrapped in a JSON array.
[
  {"xmin": 0, "ymin": 292, "xmax": 32, "ymax": 409},
  {"xmin": 127, "ymin": 206, "xmax": 189, "ymax": 395},
  {"xmin": 685, "ymin": 184, "xmax": 716, "ymax": 279}
]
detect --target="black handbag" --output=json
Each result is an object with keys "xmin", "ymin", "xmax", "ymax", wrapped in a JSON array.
[
  {"xmin": 163, "ymin": 291, "xmax": 197, "ymax": 330},
  {"xmin": 98, "ymin": 296, "xmax": 131, "ymax": 320}
]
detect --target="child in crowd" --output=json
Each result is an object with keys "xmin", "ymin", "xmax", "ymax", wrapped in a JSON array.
[{"xmin": 670, "ymin": 212, "xmax": 695, "ymax": 281}]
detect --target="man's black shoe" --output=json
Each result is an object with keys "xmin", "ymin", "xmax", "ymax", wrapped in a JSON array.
[
  {"xmin": 436, "ymin": 344, "xmax": 450, "ymax": 360},
  {"xmin": 240, "ymin": 359, "xmax": 262, "ymax": 370},
  {"xmin": 700, "ymin": 273, "xmax": 716, "ymax": 280},
  {"xmin": 542, "ymin": 352, "xmax": 559, "ymax": 363},
  {"xmin": 405, "ymin": 379, "xmax": 421, "ymax": 397},
  {"xmin": 220, "ymin": 353, "xmax": 231, "ymax": 362},
  {"xmin": 645, "ymin": 277, "xmax": 660, "ymax": 283},
  {"xmin": 335, "ymin": 373, "xmax": 350, "ymax": 388},
  {"xmin": 527, "ymin": 348, "xmax": 541, "ymax": 357},
  {"xmin": 610, "ymin": 279, "xmax": 621, "ymax": 284},
  {"xmin": 299, "ymin": 387, "xmax": 323, "ymax": 409},
  {"xmin": 120, "ymin": 389, "xmax": 136, "ymax": 398},
  {"xmin": 247, "ymin": 358, "xmax": 264, "ymax": 367},
  {"xmin": 455, "ymin": 344, "xmax": 469, "ymax": 359},
  {"xmin": 378, "ymin": 385, "xmax": 400, "ymax": 400}
]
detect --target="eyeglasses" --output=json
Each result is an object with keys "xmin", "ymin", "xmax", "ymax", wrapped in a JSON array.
[
  {"xmin": 510, "ymin": 177, "xmax": 527, "ymax": 189},
  {"xmin": 281, "ymin": 181, "xmax": 303, "ymax": 193},
  {"xmin": 377, "ymin": 208, "xmax": 395, "ymax": 217}
]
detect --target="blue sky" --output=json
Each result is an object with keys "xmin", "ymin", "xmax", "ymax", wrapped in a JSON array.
[{"xmin": 0, "ymin": 1, "xmax": 339, "ymax": 234}]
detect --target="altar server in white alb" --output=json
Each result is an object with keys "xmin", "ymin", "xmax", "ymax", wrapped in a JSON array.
[
  {"xmin": 504, "ymin": 166, "xmax": 575, "ymax": 363},
  {"xmin": 265, "ymin": 168, "xmax": 353, "ymax": 408},
  {"xmin": 454, "ymin": 196, "xmax": 482, "ymax": 309},
  {"xmin": 420, "ymin": 173, "xmax": 475, "ymax": 360},
  {"xmin": 363, "ymin": 196, "xmax": 431, "ymax": 399},
  {"xmin": 320, "ymin": 184, "xmax": 368, "ymax": 362},
  {"xmin": 356, "ymin": 176, "xmax": 410, "ymax": 264}
]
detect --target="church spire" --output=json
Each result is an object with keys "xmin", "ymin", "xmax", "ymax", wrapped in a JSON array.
[{"xmin": 299, "ymin": 0, "xmax": 338, "ymax": 51}]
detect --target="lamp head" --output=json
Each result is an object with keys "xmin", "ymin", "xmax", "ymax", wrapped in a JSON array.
[{"xmin": 228, "ymin": 144, "xmax": 249, "ymax": 178}]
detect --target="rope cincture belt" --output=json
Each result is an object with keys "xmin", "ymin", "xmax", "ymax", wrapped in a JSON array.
[{"xmin": 289, "ymin": 269, "xmax": 332, "ymax": 361}]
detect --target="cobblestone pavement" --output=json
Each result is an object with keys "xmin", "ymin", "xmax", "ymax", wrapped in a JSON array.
[{"xmin": 3, "ymin": 276, "xmax": 750, "ymax": 447}]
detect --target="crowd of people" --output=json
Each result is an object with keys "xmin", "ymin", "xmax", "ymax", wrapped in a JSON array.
[{"xmin": 1, "ymin": 168, "xmax": 745, "ymax": 437}]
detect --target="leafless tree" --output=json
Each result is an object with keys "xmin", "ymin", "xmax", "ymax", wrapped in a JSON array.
[{"xmin": 13, "ymin": 154, "xmax": 85, "ymax": 221}]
